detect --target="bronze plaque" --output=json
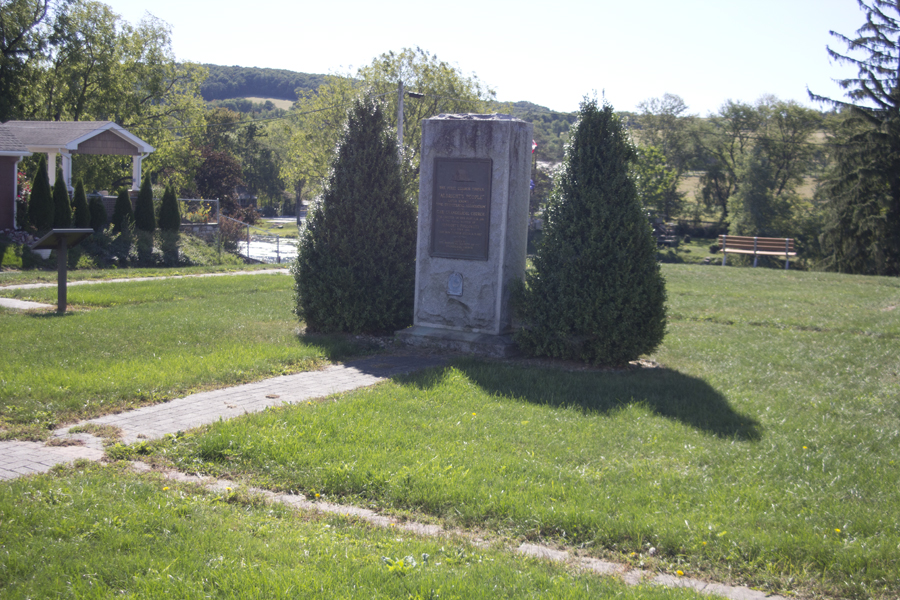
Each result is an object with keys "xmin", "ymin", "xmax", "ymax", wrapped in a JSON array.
[{"xmin": 430, "ymin": 158, "xmax": 492, "ymax": 260}]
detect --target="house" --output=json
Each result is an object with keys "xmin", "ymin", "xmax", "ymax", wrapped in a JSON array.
[
  {"xmin": 0, "ymin": 125, "xmax": 31, "ymax": 230},
  {"xmin": 0, "ymin": 121, "xmax": 154, "ymax": 231}
]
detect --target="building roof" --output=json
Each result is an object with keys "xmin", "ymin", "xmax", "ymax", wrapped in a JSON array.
[
  {"xmin": 0, "ymin": 124, "xmax": 32, "ymax": 156},
  {"xmin": 1, "ymin": 121, "xmax": 153, "ymax": 154}
]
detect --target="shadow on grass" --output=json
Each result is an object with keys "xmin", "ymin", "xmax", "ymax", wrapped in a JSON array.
[
  {"xmin": 296, "ymin": 332, "xmax": 383, "ymax": 362},
  {"xmin": 398, "ymin": 358, "xmax": 761, "ymax": 441}
]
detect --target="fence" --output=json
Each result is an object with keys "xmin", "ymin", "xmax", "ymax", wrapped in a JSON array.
[{"xmin": 220, "ymin": 215, "xmax": 297, "ymax": 264}]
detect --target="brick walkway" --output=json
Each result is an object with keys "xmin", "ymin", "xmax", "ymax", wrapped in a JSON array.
[{"xmin": 0, "ymin": 354, "xmax": 447, "ymax": 480}]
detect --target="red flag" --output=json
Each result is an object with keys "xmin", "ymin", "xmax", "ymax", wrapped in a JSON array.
[{"xmin": 532, "ymin": 140, "xmax": 537, "ymax": 154}]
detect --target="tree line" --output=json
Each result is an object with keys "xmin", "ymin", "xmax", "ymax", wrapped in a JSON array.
[{"xmin": 3, "ymin": 0, "xmax": 896, "ymax": 275}]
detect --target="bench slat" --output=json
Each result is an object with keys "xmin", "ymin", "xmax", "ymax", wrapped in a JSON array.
[{"xmin": 717, "ymin": 235, "xmax": 796, "ymax": 269}]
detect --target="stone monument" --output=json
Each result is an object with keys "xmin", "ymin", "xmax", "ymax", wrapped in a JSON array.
[{"xmin": 396, "ymin": 114, "xmax": 533, "ymax": 356}]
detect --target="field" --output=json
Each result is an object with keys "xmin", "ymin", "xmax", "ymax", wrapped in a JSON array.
[{"xmin": 1, "ymin": 265, "xmax": 898, "ymax": 599}]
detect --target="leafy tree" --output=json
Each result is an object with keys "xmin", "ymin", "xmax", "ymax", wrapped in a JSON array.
[
  {"xmin": 199, "ymin": 64, "xmax": 324, "ymax": 101},
  {"xmin": 284, "ymin": 48, "xmax": 496, "ymax": 199},
  {"xmin": 696, "ymin": 97, "xmax": 820, "ymax": 222},
  {"xmin": 194, "ymin": 147, "xmax": 243, "ymax": 213},
  {"xmin": 293, "ymin": 96, "xmax": 416, "ymax": 334},
  {"xmin": 726, "ymin": 145, "xmax": 793, "ymax": 237},
  {"xmin": 27, "ymin": 155, "xmax": 52, "ymax": 232},
  {"xmin": 0, "ymin": 0, "xmax": 49, "ymax": 120},
  {"xmin": 809, "ymin": 0, "xmax": 900, "ymax": 275},
  {"xmin": 72, "ymin": 179, "xmax": 90, "ymax": 228},
  {"xmin": 633, "ymin": 145, "xmax": 680, "ymax": 219},
  {"xmin": 134, "ymin": 175, "xmax": 155, "ymax": 232},
  {"xmin": 514, "ymin": 98, "xmax": 667, "ymax": 366},
  {"xmin": 111, "ymin": 188, "xmax": 133, "ymax": 234},
  {"xmin": 88, "ymin": 194, "xmax": 107, "ymax": 232},
  {"xmin": 15, "ymin": 0, "xmax": 208, "ymax": 193},
  {"xmin": 157, "ymin": 185, "xmax": 181, "ymax": 232}
]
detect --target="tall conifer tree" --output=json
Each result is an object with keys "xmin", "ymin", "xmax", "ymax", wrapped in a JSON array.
[
  {"xmin": 514, "ymin": 98, "xmax": 667, "ymax": 365},
  {"xmin": 810, "ymin": 0, "xmax": 900, "ymax": 275}
]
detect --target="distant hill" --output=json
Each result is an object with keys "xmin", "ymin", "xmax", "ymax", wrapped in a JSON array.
[{"xmin": 201, "ymin": 64, "xmax": 327, "ymax": 102}]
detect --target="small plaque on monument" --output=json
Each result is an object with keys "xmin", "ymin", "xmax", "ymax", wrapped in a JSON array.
[{"xmin": 430, "ymin": 158, "xmax": 492, "ymax": 260}]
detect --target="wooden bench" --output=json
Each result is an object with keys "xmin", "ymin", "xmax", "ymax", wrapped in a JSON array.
[{"xmin": 718, "ymin": 235, "xmax": 796, "ymax": 269}]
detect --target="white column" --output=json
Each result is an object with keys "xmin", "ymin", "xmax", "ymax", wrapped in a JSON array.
[
  {"xmin": 131, "ymin": 154, "xmax": 142, "ymax": 190},
  {"xmin": 47, "ymin": 152, "xmax": 57, "ymax": 183},
  {"xmin": 61, "ymin": 153, "xmax": 73, "ymax": 191}
]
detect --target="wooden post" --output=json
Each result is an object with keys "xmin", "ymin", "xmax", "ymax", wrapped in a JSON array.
[{"xmin": 57, "ymin": 236, "xmax": 68, "ymax": 314}]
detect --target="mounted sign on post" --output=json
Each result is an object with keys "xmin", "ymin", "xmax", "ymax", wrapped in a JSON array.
[{"xmin": 31, "ymin": 229, "xmax": 93, "ymax": 314}]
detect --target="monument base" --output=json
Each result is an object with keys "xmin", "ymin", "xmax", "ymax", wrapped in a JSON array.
[{"xmin": 395, "ymin": 325, "xmax": 519, "ymax": 358}]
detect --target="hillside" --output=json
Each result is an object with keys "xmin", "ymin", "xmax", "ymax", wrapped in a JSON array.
[{"xmin": 200, "ymin": 64, "xmax": 326, "ymax": 102}]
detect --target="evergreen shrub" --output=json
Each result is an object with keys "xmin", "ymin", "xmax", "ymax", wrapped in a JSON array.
[
  {"xmin": 293, "ymin": 96, "xmax": 416, "ymax": 334},
  {"xmin": 158, "ymin": 185, "xmax": 181, "ymax": 232},
  {"xmin": 111, "ymin": 189, "xmax": 134, "ymax": 234},
  {"xmin": 51, "ymin": 168, "xmax": 71, "ymax": 228},
  {"xmin": 72, "ymin": 180, "xmax": 90, "ymax": 228},
  {"xmin": 513, "ymin": 98, "xmax": 667, "ymax": 365},
  {"xmin": 134, "ymin": 175, "xmax": 156, "ymax": 232},
  {"xmin": 27, "ymin": 156, "xmax": 53, "ymax": 232},
  {"xmin": 89, "ymin": 196, "xmax": 108, "ymax": 233}
]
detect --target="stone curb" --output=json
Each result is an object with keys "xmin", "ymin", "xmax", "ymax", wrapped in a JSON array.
[{"xmin": 139, "ymin": 463, "xmax": 786, "ymax": 600}]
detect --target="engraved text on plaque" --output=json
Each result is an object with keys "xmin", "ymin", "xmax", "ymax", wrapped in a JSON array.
[{"xmin": 430, "ymin": 158, "xmax": 492, "ymax": 260}]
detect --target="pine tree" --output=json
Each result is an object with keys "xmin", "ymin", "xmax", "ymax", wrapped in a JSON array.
[
  {"xmin": 27, "ymin": 155, "xmax": 53, "ymax": 232},
  {"xmin": 111, "ymin": 188, "xmax": 134, "ymax": 234},
  {"xmin": 72, "ymin": 180, "xmax": 90, "ymax": 228},
  {"xmin": 158, "ymin": 185, "xmax": 181, "ymax": 232},
  {"xmin": 514, "ymin": 98, "xmax": 667, "ymax": 365},
  {"xmin": 134, "ymin": 175, "xmax": 156, "ymax": 232},
  {"xmin": 89, "ymin": 196, "xmax": 108, "ymax": 232},
  {"xmin": 293, "ymin": 96, "xmax": 416, "ymax": 333},
  {"xmin": 810, "ymin": 0, "xmax": 900, "ymax": 275}
]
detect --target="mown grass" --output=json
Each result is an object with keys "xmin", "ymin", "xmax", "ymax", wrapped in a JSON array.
[
  {"xmin": 0, "ymin": 273, "xmax": 356, "ymax": 439},
  {"xmin": 0, "ymin": 461, "xmax": 703, "ymax": 600},
  {"xmin": 255, "ymin": 218, "xmax": 300, "ymax": 238},
  {"xmin": 154, "ymin": 265, "xmax": 899, "ymax": 599}
]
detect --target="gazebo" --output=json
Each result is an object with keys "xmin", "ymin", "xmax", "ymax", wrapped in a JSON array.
[{"xmin": 0, "ymin": 120, "xmax": 153, "ymax": 231}]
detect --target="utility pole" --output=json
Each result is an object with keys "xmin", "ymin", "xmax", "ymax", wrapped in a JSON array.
[{"xmin": 397, "ymin": 80, "xmax": 404, "ymax": 153}]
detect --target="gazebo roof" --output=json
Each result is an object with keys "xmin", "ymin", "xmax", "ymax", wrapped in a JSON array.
[
  {"xmin": 0, "ymin": 124, "xmax": 32, "ymax": 156},
  {"xmin": 1, "ymin": 121, "xmax": 154, "ymax": 155}
]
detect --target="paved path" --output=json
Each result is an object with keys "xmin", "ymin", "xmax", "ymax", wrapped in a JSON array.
[
  {"xmin": 0, "ymin": 354, "xmax": 446, "ymax": 480},
  {"xmin": 0, "ymin": 268, "xmax": 289, "ymax": 291}
]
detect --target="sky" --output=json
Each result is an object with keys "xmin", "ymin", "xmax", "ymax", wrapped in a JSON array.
[{"xmin": 101, "ymin": 0, "xmax": 868, "ymax": 116}]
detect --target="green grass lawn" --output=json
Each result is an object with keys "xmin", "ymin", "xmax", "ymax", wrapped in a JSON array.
[
  {"xmin": 150, "ymin": 265, "xmax": 897, "ymax": 599},
  {"xmin": 2, "ymin": 264, "xmax": 897, "ymax": 598},
  {"xmin": 0, "ymin": 273, "xmax": 355, "ymax": 439},
  {"xmin": 255, "ymin": 218, "xmax": 300, "ymax": 239},
  {"xmin": 0, "ymin": 461, "xmax": 704, "ymax": 600}
]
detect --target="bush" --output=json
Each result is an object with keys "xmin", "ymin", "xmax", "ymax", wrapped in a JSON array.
[
  {"xmin": 293, "ymin": 96, "xmax": 416, "ymax": 334},
  {"xmin": 134, "ymin": 175, "xmax": 156, "ymax": 233},
  {"xmin": 89, "ymin": 196, "xmax": 108, "ymax": 233},
  {"xmin": 111, "ymin": 189, "xmax": 134, "ymax": 234},
  {"xmin": 27, "ymin": 155, "xmax": 53, "ymax": 232},
  {"xmin": 709, "ymin": 243, "xmax": 720, "ymax": 254},
  {"xmin": 72, "ymin": 180, "xmax": 90, "ymax": 228},
  {"xmin": 158, "ymin": 185, "xmax": 181, "ymax": 232},
  {"xmin": 51, "ymin": 168, "xmax": 71, "ymax": 228},
  {"xmin": 513, "ymin": 98, "xmax": 667, "ymax": 365}
]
